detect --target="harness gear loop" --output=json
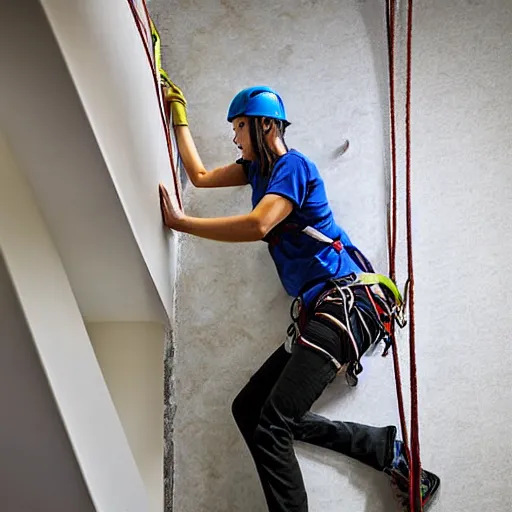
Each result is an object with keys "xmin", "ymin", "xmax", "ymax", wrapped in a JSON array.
[
  {"xmin": 356, "ymin": 272, "xmax": 409, "ymax": 329},
  {"xmin": 287, "ymin": 271, "xmax": 406, "ymax": 387}
]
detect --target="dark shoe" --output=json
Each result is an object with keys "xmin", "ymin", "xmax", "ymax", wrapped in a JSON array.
[{"xmin": 384, "ymin": 441, "xmax": 441, "ymax": 510}]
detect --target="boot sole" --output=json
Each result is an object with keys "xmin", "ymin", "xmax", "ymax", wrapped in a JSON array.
[{"xmin": 422, "ymin": 471, "xmax": 441, "ymax": 510}]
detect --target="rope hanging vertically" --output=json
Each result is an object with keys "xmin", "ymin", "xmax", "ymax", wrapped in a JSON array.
[
  {"xmin": 385, "ymin": 0, "xmax": 410, "ymax": 459},
  {"xmin": 404, "ymin": 0, "xmax": 422, "ymax": 509},
  {"xmin": 127, "ymin": 0, "xmax": 183, "ymax": 210},
  {"xmin": 385, "ymin": 0, "xmax": 398, "ymax": 281},
  {"xmin": 385, "ymin": 0, "xmax": 422, "ymax": 510}
]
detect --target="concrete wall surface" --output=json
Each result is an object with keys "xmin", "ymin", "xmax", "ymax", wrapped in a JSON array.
[{"xmin": 151, "ymin": 0, "xmax": 512, "ymax": 511}]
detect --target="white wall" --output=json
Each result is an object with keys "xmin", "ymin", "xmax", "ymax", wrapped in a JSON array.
[
  {"xmin": 154, "ymin": 0, "xmax": 512, "ymax": 511},
  {"xmin": 0, "ymin": 132, "xmax": 149, "ymax": 512},
  {"xmin": 40, "ymin": 0, "xmax": 181, "ymax": 322},
  {"xmin": 0, "ymin": 253, "xmax": 95, "ymax": 512},
  {"xmin": 87, "ymin": 322, "xmax": 165, "ymax": 512},
  {"xmin": 2, "ymin": 3, "xmax": 177, "ymax": 509},
  {"xmin": 0, "ymin": 0, "xmax": 167, "ymax": 323}
]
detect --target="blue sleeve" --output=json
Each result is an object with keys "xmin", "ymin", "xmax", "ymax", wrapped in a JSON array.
[
  {"xmin": 266, "ymin": 154, "xmax": 309, "ymax": 208},
  {"xmin": 237, "ymin": 158, "xmax": 260, "ymax": 186}
]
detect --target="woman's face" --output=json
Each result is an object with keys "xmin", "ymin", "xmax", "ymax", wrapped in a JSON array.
[{"xmin": 232, "ymin": 116, "xmax": 256, "ymax": 161}]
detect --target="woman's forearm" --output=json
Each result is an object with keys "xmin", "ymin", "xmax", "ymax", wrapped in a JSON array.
[
  {"xmin": 173, "ymin": 125, "xmax": 208, "ymax": 186},
  {"xmin": 175, "ymin": 213, "xmax": 265, "ymax": 242}
]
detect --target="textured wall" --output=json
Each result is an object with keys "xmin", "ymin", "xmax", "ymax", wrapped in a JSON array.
[{"xmin": 153, "ymin": 0, "xmax": 512, "ymax": 510}]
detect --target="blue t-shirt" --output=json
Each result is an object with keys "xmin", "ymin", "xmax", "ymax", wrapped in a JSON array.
[{"xmin": 245, "ymin": 149, "xmax": 363, "ymax": 305}]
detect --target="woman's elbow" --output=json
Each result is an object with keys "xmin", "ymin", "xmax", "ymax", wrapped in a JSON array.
[
  {"xmin": 249, "ymin": 216, "xmax": 271, "ymax": 240},
  {"xmin": 187, "ymin": 168, "xmax": 208, "ymax": 188},
  {"xmin": 189, "ymin": 175, "xmax": 202, "ymax": 188}
]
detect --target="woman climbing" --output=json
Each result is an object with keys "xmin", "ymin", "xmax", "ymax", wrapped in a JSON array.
[{"xmin": 159, "ymin": 81, "xmax": 440, "ymax": 512}]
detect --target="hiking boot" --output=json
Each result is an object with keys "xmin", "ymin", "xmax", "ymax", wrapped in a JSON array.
[{"xmin": 384, "ymin": 440, "xmax": 441, "ymax": 510}]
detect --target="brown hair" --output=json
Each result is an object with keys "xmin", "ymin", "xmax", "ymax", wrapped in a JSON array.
[{"xmin": 248, "ymin": 117, "xmax": 289, "ymax": 177}]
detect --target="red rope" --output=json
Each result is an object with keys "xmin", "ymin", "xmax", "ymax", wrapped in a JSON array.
[
  {"xmin": 386, "ymin": 0, "xmax": 398, "ymax": 281},
  {"xmin": 126, "ymin": 0, "xmax": 183, "ymax": 210},
  {"xmin": 385, "ymin": 0, "xmax": 410, "ymax": 456},
  {"xmin": 404, "ymin": 0, "xmax": 422, "ymax": 509},
  {"xmin": 386, "ymin": 0, "xmax": 422, "ymax": 509}
]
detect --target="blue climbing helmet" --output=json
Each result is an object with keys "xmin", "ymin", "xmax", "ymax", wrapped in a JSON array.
[{"xmin": 227, "ymin": 86, "xmax": 290, "ymax": 125}]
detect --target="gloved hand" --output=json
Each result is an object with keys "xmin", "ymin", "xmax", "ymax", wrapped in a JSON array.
[
  {"xmin": 161, "ymin": 71, "xmax": 188, "ymax": 126},
  {"xmin": 150, "ymin": 18, "xmax": 188, "ymax": 126}
]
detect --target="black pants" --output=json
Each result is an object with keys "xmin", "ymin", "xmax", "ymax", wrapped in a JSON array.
[{"xmin": 232, "ymin": 343, "xmax": 397, "ymax": 512}]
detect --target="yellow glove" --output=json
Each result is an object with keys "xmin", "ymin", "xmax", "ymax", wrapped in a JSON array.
[
  {"xmin": 150, "ymin": 19, "xmax": 188, "ymax": 126},
  {"xmin": 150, "ymin": 19, "xmax": 163, "ymax": 72},
  {"xmin": 170, "ymin": 101, "xmax": 188, "ymax": 127},
  {"xmin": 162, "ymin": 73, "xmax": 188, "ymax": 126}
]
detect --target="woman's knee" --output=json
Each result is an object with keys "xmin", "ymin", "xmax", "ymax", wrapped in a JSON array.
[
  {"xmin": 231, "ymin": 390, "xmax": 246, "ymax": 424},
  {"xmin": 231, "ymin": 384, "xmax": 258, "ymax": 432}
]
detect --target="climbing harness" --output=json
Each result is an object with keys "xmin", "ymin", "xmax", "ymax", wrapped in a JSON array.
[
  {"xmin": 280, "ymin": 221, "xmax": 409, "ymax": 386},
  {"xmin": 286, "ymin": 270, "xmax": 406, "ymax": 386}
]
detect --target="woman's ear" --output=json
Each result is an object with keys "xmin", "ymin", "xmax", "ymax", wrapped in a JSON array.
[{"xmin": 262, "ymin": 117, "xmax": 272, "ymax": 134}]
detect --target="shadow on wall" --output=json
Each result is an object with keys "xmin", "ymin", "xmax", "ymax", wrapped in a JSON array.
[
  {"xmin": 0, "ymin": 254, "xmax": 95, "ymax": 512},
  {"xmin": 356, "ymin": 0, "xmax": 392, "ymax": 200}
]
